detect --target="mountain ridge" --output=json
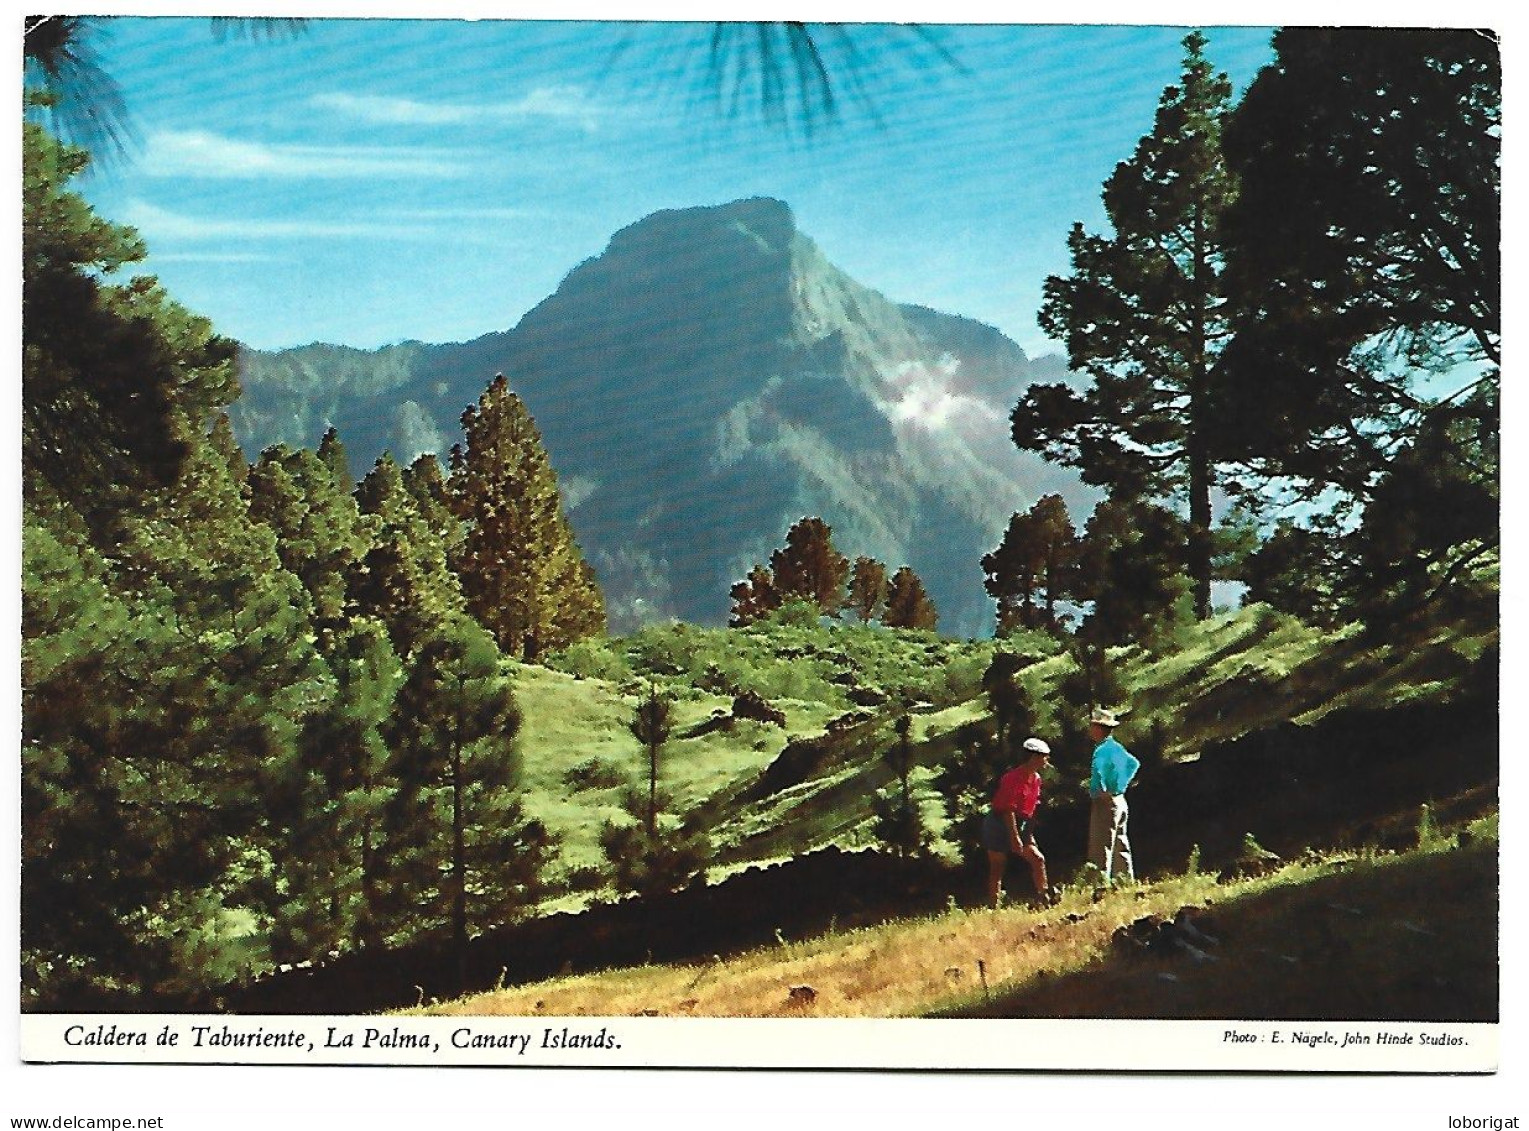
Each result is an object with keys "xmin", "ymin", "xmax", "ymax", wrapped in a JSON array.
[{"xmin": 232, "ymin": 197, "xmax": 1090, "ymax": 633}]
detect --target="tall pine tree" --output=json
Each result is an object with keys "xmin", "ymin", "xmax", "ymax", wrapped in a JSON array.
[
  {"xmin": 449, "ymin": 374, "xmax": 605, "ymax": 661},
  {"xmin": 249, "ymin": 443, "xmax": 368, "ymax": 630},
  {"xmin": 271, "ymin": 617, "xmax": 404, "ymax": 959},
  {"xmin": 983, "ymin": 495, "xmax": 1078, "ymax": 635},
  {"xmin": 350, "ymin": 452, "xmax": 466, "ymax": 657},
  {"xmin": 1217, "ymin": 28, "xmax": 1499, "ymax": 619},
  {"xmin": 1016, "ymin": 31, "xmax": 1238, "ymax": 619},
  {"xmin": 22, "ymin": 118, "xmax": 236, "ymax": 535},
  {"xmin": 379, "ymin": 617, "xmax": 555, "ymax": 977}
]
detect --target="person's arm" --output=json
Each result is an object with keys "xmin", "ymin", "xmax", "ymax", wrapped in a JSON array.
[
  {"xmin": 1121, "ymin": 749, "xmax": 1141, "ymax": 791},
  {"xmin": 1004, "ymin": 810, "xmax": 1023, "ymax": 854}
]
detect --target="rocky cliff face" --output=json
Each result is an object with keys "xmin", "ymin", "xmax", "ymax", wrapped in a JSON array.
[{"xmin": 234, "ymin": 197, "xmax": 1087, "ymax": 633}]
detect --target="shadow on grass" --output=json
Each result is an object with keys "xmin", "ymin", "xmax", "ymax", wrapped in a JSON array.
[{"xmin": 934, "ymin": 840, "xmax": 1497, "ymax": 1022}]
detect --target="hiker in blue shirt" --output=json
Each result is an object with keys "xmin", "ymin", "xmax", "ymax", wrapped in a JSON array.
[{"xmin": 1087, "ymin": 707, "xmax": 1140, "ymax": 884}]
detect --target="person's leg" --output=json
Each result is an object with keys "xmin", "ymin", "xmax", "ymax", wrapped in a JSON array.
[
  {"xmin": 1020, "ymin": 842, "xmax": 1048, "ymax": 897},
  {"xmin": 986, "ymin": 850, "xmax": 1007, "ymax": 909},
  {"xmin": 1112, "ymin": 797, "xmax": 1134, "ymax": 882},
  {"xmin": 1088, "ymin": 794, "xmax": 1110, "ymax": 877}
]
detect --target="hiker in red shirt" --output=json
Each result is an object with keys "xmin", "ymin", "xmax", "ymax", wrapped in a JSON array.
[{"xmin": 982, "ymin": 737, "xmax": 1054, "ymax": 909}]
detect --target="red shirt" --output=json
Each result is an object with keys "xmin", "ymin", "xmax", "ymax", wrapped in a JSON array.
[{"xmin": 992, "ymin": 766, "xmax": 1041, "ymax": 819}]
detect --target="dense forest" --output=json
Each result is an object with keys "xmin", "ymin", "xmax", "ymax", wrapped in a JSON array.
[{"xmin": 20, "ymin": 27, "xmax": 1497, "ymax": 1011}]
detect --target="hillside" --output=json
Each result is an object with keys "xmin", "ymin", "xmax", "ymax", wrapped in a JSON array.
[
  {"xmin": 216, "ymin": 602, "xmax": 1497, "ymax": 1015},
  {"xmin": 232, "ymin": 198, "xmax": 1087, "ymax": 633},
  {"xmin": 512, "ymin": 604, "xmax": 1495, "ymax": 889},
  {"xmin": 408, "ymin": 826, "xmax": 1497, "ymax": 1021}
]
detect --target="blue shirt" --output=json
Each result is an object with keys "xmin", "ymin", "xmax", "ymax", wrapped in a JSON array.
[{"xmin": 1090, "ymin": 735, "xmax": 1140, "ymax": 796}]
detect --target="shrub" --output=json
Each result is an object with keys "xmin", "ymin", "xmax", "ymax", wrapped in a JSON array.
[
  {"xmin": 870, "ymin": 788, "xmax": 932, "ymax": 859},
  {"xmin": 940, "ymin": 649, "xmax": 990, "ymax": 701},
  {"xmin": 933, "ymin": 722, "xmax": 1006, "ymax": 869},
  {"xmin": 1416, "ymin": 803, "xmax": 1439, "ymax": 848},
  {"xmin": 995, "ymin": 628, "xmax": 1064, "ymax": 660},
  {"xmin": 1072, "ymin": 861, "xmax": 1107, "ymax": 889},
  {"xmin": 564, "ymin": 758, "xmax": 630, "ymax": 791},
  {"xmin": 549, "ymin": 638, "xmax": 630, "ymax": 683},
  {"xmin": 732, "ymin": 690, "xmax": 787, "ymax": 727},
  {"xmin": 763, "ymin": 598, "xmax": 827, "ymax": 630},
  {"xmin": 627, "ymin": 623, "xmax": 705, "ymax": 678},
  {"xmin": 599, "ymin": 811, "xmax": 710, "ymax": 898}
]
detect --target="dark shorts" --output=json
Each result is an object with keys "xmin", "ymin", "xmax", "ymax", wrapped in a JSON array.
[{"xmin": 981, "ymin": 810, "xmax": 1034, "ymax": 854}]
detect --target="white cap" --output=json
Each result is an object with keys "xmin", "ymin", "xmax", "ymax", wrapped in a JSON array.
[{"xmin": 1022, "ymin": 737, "xmax": 1051, "ymax": 755}]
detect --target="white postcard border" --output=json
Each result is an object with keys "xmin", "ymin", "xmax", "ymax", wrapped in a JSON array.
[{"xmin": 20, "ymin": 1015, "xmax": 1496, "ymax": 1073}]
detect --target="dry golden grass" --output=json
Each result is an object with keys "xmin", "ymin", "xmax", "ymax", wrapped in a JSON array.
[
  {"xmin": 406, "ymin": 870, "xmax": 1264, "ymax": 1019},
  {"xmin": 952, "ymin": 835, "xmax": 1498, "ymax": 1021},
  {"xmin": 405, "ymin": 823, "xmax": 1496, "ymax": 1021}
]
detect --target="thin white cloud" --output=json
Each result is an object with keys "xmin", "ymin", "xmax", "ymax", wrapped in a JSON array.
[
  {"xmin": 142, "ymin": 129, "xmax": 465, "ymax": 180},
  {"xmin": 145, "ymin": 252, "xmax": 281, "ymax": 264},
  {"xmin": 122, "ymin": 200, "xmax": 437, "ymax": 243},
  {"xmin": 312, "ymin": 86, "xmax": 607, "ymax": 131},
  {"xmin": 380, "ymin": 207, "xmax": 535, "ymax": 223}
]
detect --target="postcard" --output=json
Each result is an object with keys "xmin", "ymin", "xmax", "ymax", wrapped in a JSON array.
[{"xmin": 13, "ymin": 2, "xmax": 1504, "ymax": 1100}]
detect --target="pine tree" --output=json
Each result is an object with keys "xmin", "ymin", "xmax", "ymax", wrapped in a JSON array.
[
  {"xmin": 728, "ymin": 564, "xmax": 779, "ymax": 627},
  {"xmin": 599, "ymin": 683, "xmax": 709, "ymax": 899},
  {"xmin": 847, "ymin": 556, "xmax": 888, "ymax": 624},
  {"xmin": 935, "ymin": 722, "xmax": 1011, "ymax": 870},
  {"xmin": 208, "ymin": 412, "xmax": 248, "ymax": 492},
  {"xmin": 1221, "ymin": 28, "xmax": 1498, "ymax": 447},
  {"xmin": 883, "ymin": 566, "xmax": 938, "ymax": 631},
  {"xmin": 982, "ymin": 511, "xmax": 1041, "ymax": 635},
  {"xmin": 380, "ymin": 617, "xmax": 555, "ymax": 976},
  {"xmin": 1017, "ymin": 31, "xmax": 1239, "ymax": 620},
  {"xmin": 984, "ymin": 495, "xmax": 1079, "ymax": 635},
  {"xmin": 317, "ymin": 426, "xmax": 354, "ymax": 495},
  {"xmin": 22, "ymin": 117, "xmax": 345, "ymax": 1005},
  {"xmin": 1346, "ymin": 386, "xmax": 1499, "ymax": 621},
  {"xmin": 403, "ymin": 453, "xmax": 462, "ymax": 558},
  {"xmin": 769, "ymin": 517, "xmax": 850, "ymax": 616},
  {"xmin": 871, "ymin": 715, "xmax": 929, "ymax": 858},
  {"xmin": 1073, "ymin": 498, "xmax": 1193, "ymax": 647},
  {"xmin": 1029, "ymin": 494, "xmax": 1078, "ymax": 627},
  {"xmin": 270, "ymin": 617, "xmax": 403, "ymax": 959},
  {"xmin": 1218, "ymin": 28, "xmax": 1499, "ymax": 619},
  {"xmin": 350, "ymin": 452, "xmax": 466, "ymax": 657},
  {"xmin": 630, "ymin": 684, "xmax": 674, "ymax": 837},
  {"xmin": 1242, "ymin": 520, "xmax": 1342, "ymax": 621},
  {"xmin": 598, "ymin": 803, "xmax": 710, "ymax": 900},
  {"xmin": 249, "ymin": 443, "xmax": 368, "ymax": 629},
  {"xmin": 22, "ymin": 119, "xmax": 236, "ymax": 533},
  {"xmin": 982, "ymin": 652, "xmax": 1035, "ymax": 754},
  {"xmin": 450, "ymin": 374, "xmax": 605, "ymax": 661},
  {"xmin": 25, "ymin": 421, "xmax": 331, "ymax": 1004}
]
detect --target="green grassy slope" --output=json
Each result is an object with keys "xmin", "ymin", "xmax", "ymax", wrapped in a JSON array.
[
  {"xmin": 513, "ymin": 603, "xmax": 1495, "ymax": 901},
  {"xmin": 215, "ymin": 600, "xmax": 1494, "ymax": 1013}
]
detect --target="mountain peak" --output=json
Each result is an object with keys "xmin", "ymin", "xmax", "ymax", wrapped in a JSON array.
[
  {"xmin": 236, "ymin": 201, "xmax": 1083, "ymax": 633},
  {"xmin": 605, "ymin": 196, "xmax": 799, "ymax": 263}
]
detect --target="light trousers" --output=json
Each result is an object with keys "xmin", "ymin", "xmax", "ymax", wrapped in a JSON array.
[{"xmin": 1088, "ymin": 792, "xmax": 1134, "ymax": 883}]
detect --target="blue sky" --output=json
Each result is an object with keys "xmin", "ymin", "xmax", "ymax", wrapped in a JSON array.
[{"xmin": 70, "ymin": 18, "xmax": 1278, "ymax": 358}]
